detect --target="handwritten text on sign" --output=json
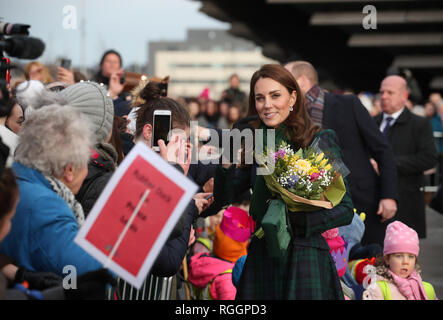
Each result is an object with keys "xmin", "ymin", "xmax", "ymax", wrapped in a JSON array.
[{"xmin": 84, "ymin": 155, "xmax": 184, "ymax": 276}]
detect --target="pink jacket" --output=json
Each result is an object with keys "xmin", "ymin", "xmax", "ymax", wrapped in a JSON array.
[
  {"xmin": 363, "ymin": 275, "xmax": 438, "ymax": 300},
  {"xmin": 363, "ymin": 275, "xmax": 408, "ymax": 300},
  {"xmin": 188, "ymin": 253, "xmax": 236, "ymax": 300}
]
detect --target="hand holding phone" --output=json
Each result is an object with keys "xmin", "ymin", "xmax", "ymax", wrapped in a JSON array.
[
  {"xmin": 193, "ymin": 192, "xmax": 215, "ymax": 214},
  {"xmin": 158, "ymin": 135, "xmax": 192, "ymax": 176},
  {"xmin": 57, "ymin": 58, "xmax": 74, "ymax": 85},
  {"xmin": 60, "ymin": 58, "xmax": 71, "ymax": 70},
  {"xmin": 152, "ymin": 110, "xmax": 171, "ymax": 152}
]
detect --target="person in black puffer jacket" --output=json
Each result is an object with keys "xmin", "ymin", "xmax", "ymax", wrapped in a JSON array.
[{"xmin": 76, "ymin": 143, "xmax": 118, "ymax": 216}]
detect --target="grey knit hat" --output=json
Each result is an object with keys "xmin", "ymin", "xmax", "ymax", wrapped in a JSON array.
[{"xmin": 61, "ymin": 81, "xmax": 114, "ymax": 143}]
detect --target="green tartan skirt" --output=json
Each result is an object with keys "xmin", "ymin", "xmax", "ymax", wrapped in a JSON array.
[{"xmin": 235, "ymin": 234, "xmax": 345, "ymax": 300}]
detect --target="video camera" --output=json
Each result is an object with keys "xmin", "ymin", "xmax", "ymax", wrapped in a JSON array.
[
  {"xmin": 0, "ymin": 20, "xmax": 45, "ymax": 116},
  {"xmin": 0, "ymin": 20, "xmax": 45, "ymax": 83}
]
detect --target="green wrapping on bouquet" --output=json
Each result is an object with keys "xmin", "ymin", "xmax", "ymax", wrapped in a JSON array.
[
  {"xmin": 255, "ymin": 199, "xmax": 292, "ymax": 258},
  {"xmin": 262, "ymin": 168, "xmax": 346, "ymax": 212}
]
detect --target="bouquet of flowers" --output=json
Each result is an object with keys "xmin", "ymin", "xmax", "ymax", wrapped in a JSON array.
[
  {"xmin": 257, "ymin": 138, "xmax": 347, "ymax": 212},
  {"xmin": 254, "ymin": 134, "xmax": 349, "ymax": 257}
]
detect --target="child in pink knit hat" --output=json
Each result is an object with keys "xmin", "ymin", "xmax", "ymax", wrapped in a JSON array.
[{"xmin": 363, "ymin": 221, "xmax": 437, "ymax": 300}]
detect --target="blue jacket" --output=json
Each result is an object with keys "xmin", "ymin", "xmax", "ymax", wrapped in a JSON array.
[{"xmin": 0, "ymin": 162, "xmax": 102, "ymax": 276}]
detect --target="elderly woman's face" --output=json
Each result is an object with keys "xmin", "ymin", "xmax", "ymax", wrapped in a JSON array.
[
  {"xmin": 65, "ymin": 166, "xmax": 88, "ymax": 195},
  {"xmin": 254, "ymin": 77, "xmax": 296, "ymax": 128}
]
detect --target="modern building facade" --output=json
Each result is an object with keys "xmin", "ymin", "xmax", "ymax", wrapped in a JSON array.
[
  {"xmin": 148, "ymin": 29, "xmax": 276, "ymax": 99},
  {"xmin": 196, "ymin": 0, "xmax": 443, "ymax": 97}
]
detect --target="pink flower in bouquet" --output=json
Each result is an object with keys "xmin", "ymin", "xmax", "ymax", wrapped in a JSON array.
[
  {"xmin": 310, "ymin": 172, "xmax": 320, "ymax": 181},
  {"xmin": 273, "ymin": 149, "xmax": 286, "ymax": 161},
  {"xmin": 271, "ymin": 149, "xmax": 287, "ymax": 163}
]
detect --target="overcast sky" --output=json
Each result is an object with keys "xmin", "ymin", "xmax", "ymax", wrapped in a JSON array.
[{"xmin": 1, "ymin": 0, "xmax": 229, "ymax": 68}]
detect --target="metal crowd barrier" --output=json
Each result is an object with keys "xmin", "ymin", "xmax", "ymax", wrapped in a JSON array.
[{"xmin": 107, "ymin": 275, "xmax": 174, "ymax": 300}]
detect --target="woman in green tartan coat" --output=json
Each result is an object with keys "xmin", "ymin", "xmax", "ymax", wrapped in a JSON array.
[{"xmin": 213, "ymin": 64, "xmax": 354, "ymax": 299}]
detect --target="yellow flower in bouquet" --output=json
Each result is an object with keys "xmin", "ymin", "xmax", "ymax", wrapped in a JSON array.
[
  {"xmin": 294, "ymin": 159, "xmax": 311, "ymax": 175},
  {"xmin": 316, "ymin": 152, "xmax": 325, "ymax": 162}
]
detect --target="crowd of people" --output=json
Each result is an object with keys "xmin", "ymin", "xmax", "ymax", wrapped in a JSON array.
[{"xmin": 0, "ymin": 48, "xmax": 441, "ymax": 300}]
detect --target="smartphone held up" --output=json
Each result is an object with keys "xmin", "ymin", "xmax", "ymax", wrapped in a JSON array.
[
  {"xmin": 152, "ymin": 109, "xmax": 171, "ymax": 152},
  {"xmin": 60, "ymin": 58, "xmax": 71, "ymax": 70}
]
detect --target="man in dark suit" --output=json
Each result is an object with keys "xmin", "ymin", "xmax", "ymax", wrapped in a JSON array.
[
  {"xmin": 285, "ymin": 61, "xmax": 398, "ymax": 246},
  {"xmin": 374, "ymin": 75, "xmax": 438, "ymax": 238}
]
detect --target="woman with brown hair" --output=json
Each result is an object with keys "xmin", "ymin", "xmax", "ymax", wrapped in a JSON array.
[
  {"xmin": 24, "ymin": 61, "xmax": 54, "ymax": 84},
  {"xmin": 213, "ymin": 64, "xmax": 354, "ymax": 299}
]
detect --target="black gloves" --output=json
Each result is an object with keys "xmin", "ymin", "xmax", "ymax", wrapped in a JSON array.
[
  {"xmin": 64, "ymin": 269, "xmax": 116, "ymax": 300},
  {"xmin": 14, "ymin": 267, "xmax": 62, "ymax": 290},
  {"xmin": 13, "ymin": 267, "xmax": 116, "ymax": 300}
]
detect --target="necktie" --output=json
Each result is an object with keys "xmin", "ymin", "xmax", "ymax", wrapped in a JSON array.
[{"xmin": 382, "ymin": 116, "xmax": 394, "ymax": 137}]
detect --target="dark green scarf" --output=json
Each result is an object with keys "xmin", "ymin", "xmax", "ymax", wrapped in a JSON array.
[{"xmin": 249, "ymin": 123, "xmax": 290, "ymax": 225}]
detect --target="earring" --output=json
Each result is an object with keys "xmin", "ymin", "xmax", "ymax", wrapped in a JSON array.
[{"xmin": 289, "ymin": 105, "xmax": 294, "ymax": 112}]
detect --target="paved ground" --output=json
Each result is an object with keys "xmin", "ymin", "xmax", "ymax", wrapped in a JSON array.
[{"xmin": 419, "ymin": 205, "xmax": 443, "ymax": 299}]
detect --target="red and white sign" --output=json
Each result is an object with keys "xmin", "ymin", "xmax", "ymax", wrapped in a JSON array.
[{"xmin": 75, "ymin": 142, "xmax": 198, "ymax": 289}]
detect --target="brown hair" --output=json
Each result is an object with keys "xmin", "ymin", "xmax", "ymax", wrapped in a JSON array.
[
  {"xmin": 247, "ymin": 64, "xmax": 320, "ymax": 148},
  {"xmin": 24, "ymin": 61, "xmax": 54, "ymax": 84},
  {"xmin": 109, "ymin": 116, "xmax": 125, "ymax": 165},
  {"xmin": 0, "ymin": 168, "xmax": 19, "ymax": 219},
  {"xmin": 135, "ymin": 81, "xmax": 190, "ymax": 139}
]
